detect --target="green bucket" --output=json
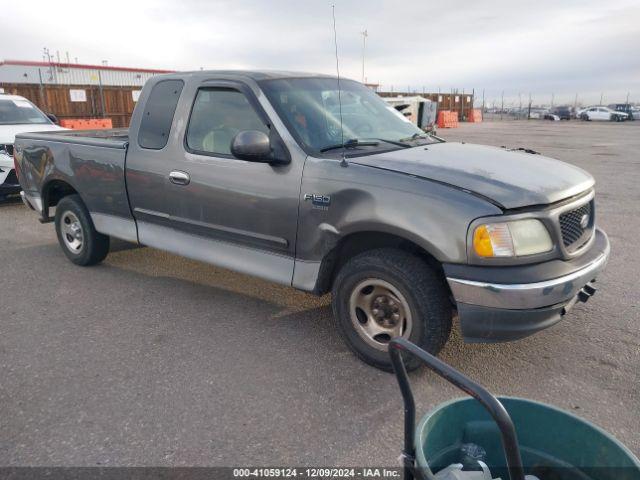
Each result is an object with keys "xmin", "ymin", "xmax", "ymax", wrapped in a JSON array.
[
  {"xmin": 415, "ymin": 396, "xmax": 640, "ymax": 480},
  {"xmin": 389, "ymin": 338, "xmax": 640, "ymax": 480}
]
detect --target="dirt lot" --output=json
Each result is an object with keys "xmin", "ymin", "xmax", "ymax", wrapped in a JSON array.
[{"xmin": 1, "ymin": 120, "xmax": 638, "ymax": 466}]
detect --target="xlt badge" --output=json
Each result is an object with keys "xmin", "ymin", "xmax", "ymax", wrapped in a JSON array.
[{"xmin": 304, "ymin": 193, "xmax": 331, "ymax": 210}]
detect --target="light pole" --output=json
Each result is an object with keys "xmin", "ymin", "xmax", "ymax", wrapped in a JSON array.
[{"xmin": 361, "ymin": 29, "xmax": 368, "ymax": 83}]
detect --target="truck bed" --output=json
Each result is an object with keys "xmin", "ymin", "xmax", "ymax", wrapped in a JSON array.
[{"xmin": 15, "ymin": 128, "xmax": 135, "ymax": 240}]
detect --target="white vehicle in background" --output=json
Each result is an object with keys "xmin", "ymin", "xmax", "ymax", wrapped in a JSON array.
[
  {"xmin": 384, "ymin": 96, "xmax": 438, "ymax": 132},
  {"xmin": 0, "ymin": 94, "xmax": 63, "ymax": 200},
  {"xmin": 579, "ymin": 105, "xmax": 628, "ymax": 122},
  {"xmin": 527, "ymin": 109, "xmax": 547, "ymax": 119}
]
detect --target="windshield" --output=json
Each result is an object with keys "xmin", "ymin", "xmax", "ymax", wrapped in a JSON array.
[
  {"xmin": 0, "ymin": 98, "xmax": 51, "ymax": 125},
  {"xmin": 259, "ymin": 77, "xmax": 433, "ymax": 155}
]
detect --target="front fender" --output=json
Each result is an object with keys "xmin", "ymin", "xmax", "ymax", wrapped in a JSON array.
[{"xmin": 292, "ymin": 158, "xmax": 501, "ymax": 290}]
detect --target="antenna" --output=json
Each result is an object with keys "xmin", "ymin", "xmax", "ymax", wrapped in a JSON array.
[
  {"xmin": 331, "ymin": 5, "xmax": 348, "ymax": 167},
  {"xmin": 360, "ymin": 29, "xmax": 368, "ymax": 83}
]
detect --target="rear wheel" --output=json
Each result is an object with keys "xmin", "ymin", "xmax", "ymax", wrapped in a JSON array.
[
  {"xmin": 55, "ymin": 194, "xmax": 109, "ymax": 266},
  {"xmin": 331, "ymin": 248, "xmax": 452, "ymax": 371}
]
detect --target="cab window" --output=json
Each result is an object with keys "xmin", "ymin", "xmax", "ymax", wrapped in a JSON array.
[
  {"xmin": 138, "ymin": 80, "xmax": 184, "ymax": 150},
  {"xmin": 186, "ymin": 88, "xmax": 268, "ymax": 156}
]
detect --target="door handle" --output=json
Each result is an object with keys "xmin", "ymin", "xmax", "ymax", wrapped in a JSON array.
[{"xmin": 169, "ymin": 170, "xmax": 190, "ymax": 186}]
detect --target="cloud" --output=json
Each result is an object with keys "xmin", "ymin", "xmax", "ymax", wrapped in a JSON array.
[{"xmin": 1, "ymin": 0, "xmax": 638, "ymax": 103}]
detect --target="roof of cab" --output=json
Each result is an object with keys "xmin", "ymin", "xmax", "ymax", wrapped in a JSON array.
[{"xmin": 160, "ymin": 70, "xmax": 339, "ymax": 81}]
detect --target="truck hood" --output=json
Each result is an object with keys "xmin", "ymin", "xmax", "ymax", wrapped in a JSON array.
[
  {"xmin": 0, "ymin": 124, "xmax": 64, "ymax": 144},
  {"xmin": 351, "ymin": 142, "xmax": 594, "ymax": 209}
]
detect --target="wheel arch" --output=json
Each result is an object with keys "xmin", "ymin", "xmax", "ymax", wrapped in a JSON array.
[
  {"xmin": 41, "ymin": 177, "xmax": 81, "ymax": 220},
  {"xmin": 312, "ymin": 229, "xmax": 450, "ymax": 296}
]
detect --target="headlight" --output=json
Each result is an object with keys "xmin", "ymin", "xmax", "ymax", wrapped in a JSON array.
[{"xmin": 473, "ymin": 219, "xmax": 553, "ymax": 257}]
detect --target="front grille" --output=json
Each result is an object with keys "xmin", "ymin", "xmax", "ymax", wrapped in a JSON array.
[
  {"xmin": 559, "ymin": 201, "xmax": 593, "ymax": 250},
  {"xmin": 4, "ymin": 169, "xmax": 19, "ymax": 185}
]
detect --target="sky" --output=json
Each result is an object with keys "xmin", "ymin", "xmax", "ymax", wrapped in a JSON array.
[{"xmin": 1, "ymin": 0, "xmax": 639, "ymax": 105}]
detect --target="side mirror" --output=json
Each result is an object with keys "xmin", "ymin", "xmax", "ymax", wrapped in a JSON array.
[
  {"xmin": 46, "ymin": 113, "xmax": 59, "ymax": 125},
  {"xmin": 230, "ymin": 130, "xmax": 289, "ymax": 165},
  {"xmin": 230, "ymin": 130, "xmax": 271, "ymax": 162}
]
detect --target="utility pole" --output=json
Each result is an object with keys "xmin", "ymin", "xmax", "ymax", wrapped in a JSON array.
[
  {"xmin": 519, "ymin": 92, "xmax": 522, "ymax": 118},
  {"xmin": 626, "ymin": 91, "xmax": 630, "ymax": 104},
  {"xmin": 600, "ymin": 92, "xmax": 603, "ymax": 105},
  {"xmin": 360, "ymin": 29, "xmax": 368, "ymax": 84},
  {"xmin": 98, "ymin": 70, "xmax": 106, "ymax": 118},
  {"xmin": 38, "ymin": 68, "xmax": 47, "ymax": 111}
]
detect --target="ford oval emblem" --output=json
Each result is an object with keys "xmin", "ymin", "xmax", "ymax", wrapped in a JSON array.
[{"xmin": 580, "ymin": 214, "xmax": 590, "ymax": 229}]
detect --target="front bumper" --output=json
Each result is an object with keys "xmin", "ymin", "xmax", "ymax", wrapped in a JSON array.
[
  {"xmin": 0, "ymin": 183, "xmax": 21, "ymax": 195},
  {"xmin": 445, "ymin": 228, "xmax": 610, "ymax": 342},
  {"xmin": 0, "ymin": 169, "xmax": 21, "ymax": 195}
]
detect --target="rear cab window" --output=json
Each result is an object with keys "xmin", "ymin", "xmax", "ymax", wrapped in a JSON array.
[
  {"xmin": 185, "ymin": 88, "xmax": 269, "ymax": 156},
  {"xmin": 137, "ymin": 80, "xmax": 184, "ymax": 150}
]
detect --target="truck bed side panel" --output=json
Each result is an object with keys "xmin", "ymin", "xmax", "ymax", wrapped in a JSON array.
[{"xmin": 16, "ymin": 135, "xmax": 137, "ymax": 242}]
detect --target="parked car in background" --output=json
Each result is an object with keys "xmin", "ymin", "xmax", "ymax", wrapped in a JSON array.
[
  {"xmin": 15, "ymin": 71, "xmax": 610, "ymax": 371},
  {"xmin": 609, "ymin": 104, "xmax": 635, "ymax": 120},
  {"xmin": 0, "ymin": 93, "xmax": 62, "ymax": 199},
  {"xmin": 632, "ymin": 107, "xmax": 640, "ymax": 120},
  {"xmin": 527, "ymin": 108, "xmax": 547, "ymax": 119},
  {"xmin": 551, "ymin": 106, "xmax": 572, "ymax": 120},
  {"xmin": 579, "ymin": 106, "xmax": 628, "ymax": 122}
]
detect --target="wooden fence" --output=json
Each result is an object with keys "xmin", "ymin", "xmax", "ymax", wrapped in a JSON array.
[
  {"xmin": 0, "ymin": 83, "xmax": 139, "ymax": 128},
  {"xmin": 2, "ymin": 83, "xmax": 477, "ymax": 127}
]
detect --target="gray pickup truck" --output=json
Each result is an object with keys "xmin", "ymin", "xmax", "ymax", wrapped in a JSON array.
[{"xmin": 14, "ymin": 71, "xmax": 609, "ymax": 370}]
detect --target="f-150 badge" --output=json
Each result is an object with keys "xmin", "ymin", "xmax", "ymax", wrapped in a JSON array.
[{"xmin": 304, "ymin": 194, "xmax": 331, "ymax": 210}]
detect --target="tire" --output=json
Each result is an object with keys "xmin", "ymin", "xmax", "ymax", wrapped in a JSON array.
[
  {"xmin": 54, "ymin": 194, "xmax": 110, "ymax": 266},
  {"xmin": 331, "ymin": 248, "xmax": 452, "ymax": 371}
]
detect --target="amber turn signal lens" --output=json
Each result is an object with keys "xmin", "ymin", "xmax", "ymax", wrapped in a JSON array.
[{"xmin": 473, "ymin": 225, "xmax": 494, "ymax": 257}]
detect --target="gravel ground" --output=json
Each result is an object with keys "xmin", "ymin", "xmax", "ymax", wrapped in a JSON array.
[{"xmin": 0, "ymin": 120, "xmax": 638, "ymax": 467}]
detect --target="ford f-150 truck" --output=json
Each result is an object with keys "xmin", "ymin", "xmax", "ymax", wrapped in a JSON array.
[{"xmin": 14, "ymin": 71, "xmax": 610, "ymax": 370}]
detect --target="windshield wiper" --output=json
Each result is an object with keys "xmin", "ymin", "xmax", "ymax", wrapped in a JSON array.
[
  {"xmin": 319, "ymin": 138, "xmax": 379, "ymax": 153},
  {"xmin": 399, "ymin": 133, "xmax": 429, "ymax": 142},
  {"xmin": 399, "ymin": 132, "xmax": 444, "ymax": 145},
  {"xmin": 363, "ymin": 138, "xmax": 411, "ymax": 148}
]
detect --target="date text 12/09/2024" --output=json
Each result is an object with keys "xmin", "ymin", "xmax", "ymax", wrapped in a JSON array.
[{"xmin": 233, "ymin": 467, "xmax": 401, "ymax": 478}]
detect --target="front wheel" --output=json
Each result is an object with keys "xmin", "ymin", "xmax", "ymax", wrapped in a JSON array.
[
  {"xmin": 55, "ymin": 194, "xmax": 110, "ymax": 266},
  {"xmin": 331, "ymin": 248, "xmax": 452, "ymax": 371}
]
